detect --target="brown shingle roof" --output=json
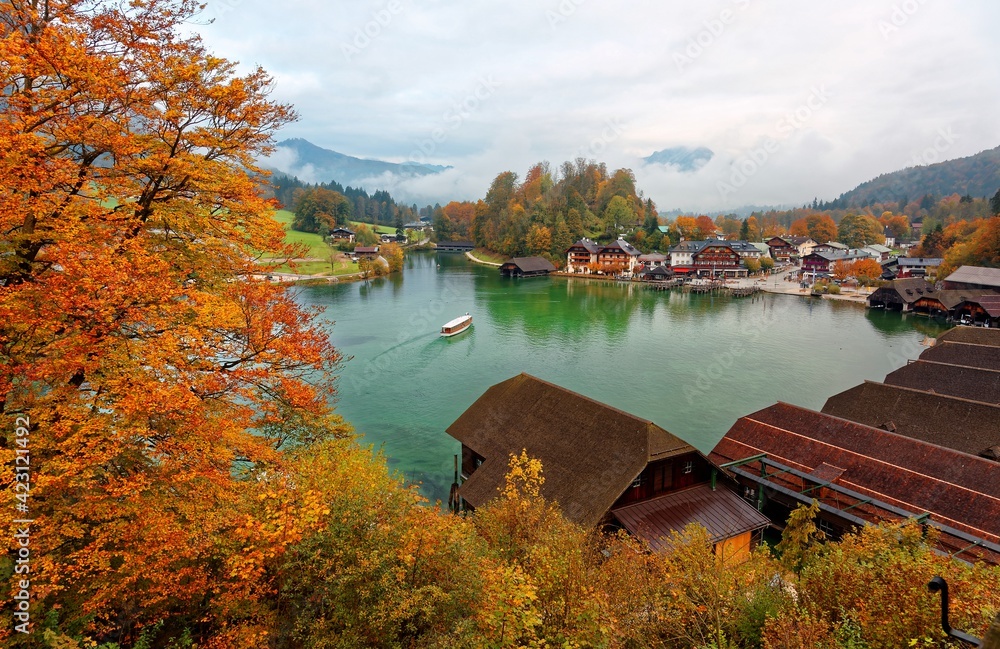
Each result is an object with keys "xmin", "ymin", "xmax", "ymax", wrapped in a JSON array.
[
  {"xmin": 921, "ymin": 341, "xmax": 1000, "ymax": 370},
  {"xmin": 944, "ymin": 265, "xmax": 1000, "ymax": 289},
  {"xmin": 500, "ymin": 257, "xmax": 557, "ymax": 273},
  {"xmin": 709, "ymin": 402, "xmax": 1000, "ymax": 542},
  {"xmin": 821, "ymin": 381, "xmax": 1000, "ymax": 458},
  {"xmin": 936, "ymin": 326, "xmax": 1000, "ymax": 347},
  {"xmin": 611, "ymin": 484, "xmax": 770, "ymax": 552},
  {"xmin": 447, "ymin": 374, "xmax": 695, "ymax": 527},
  {"xmin": 869, "ymin": 278, "xmax": 936, "ymax": 304},
  {"xmin": 884, "ymin": 360, "xmax": 1000, "ymax": 406}
]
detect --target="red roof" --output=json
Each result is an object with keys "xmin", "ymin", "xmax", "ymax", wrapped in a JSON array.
[
  {"xmin": 612, "ymin": 484, "xmax": 770, "ymax": 552},
  {"xmin": 709, "ymin": 402, "xmax": 1000, "ymax": 544}
]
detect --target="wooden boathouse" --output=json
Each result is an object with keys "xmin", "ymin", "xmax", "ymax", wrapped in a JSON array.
[{"xmin": 499, "ymin": 256, "xmax": 556, "ymax": 278}]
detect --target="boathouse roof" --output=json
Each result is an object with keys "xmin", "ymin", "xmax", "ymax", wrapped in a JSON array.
[
  {"xmin": 944, "ymin": 265, "xmax": 1000, "ymax": 289},
  {"xmin": 921, "ymin": 341, "xmax": 1000, "ymax": 371},
  {"xmin": 936, "ymin": 326, "xmax": 1000, "ymax": 347},
  {"xmin": 884, "ymin": 360, "xmax": 1000, "ymax": 407},
  {"xmin": 710, "ymin": 402, "xmax": 1000, "ymax": 544},
  {"xmin": 447, "ymin": 373, "xmax": 695, "ymax": 527},
  {"xmin": 821, "ymin": 381, "xmax": 1000, "ymax": 459},
  {"xmin": 869, "ymin": 278, "xmax": 935, "ymax": 304},
  {"xmin": 500, "ymin": 257, "xmax": 556, "ymax": 274}
]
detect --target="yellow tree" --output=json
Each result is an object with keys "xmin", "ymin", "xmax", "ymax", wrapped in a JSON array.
[{"xmin": 0, "ymin": 0, "xmax": 346, "ymax": 644}]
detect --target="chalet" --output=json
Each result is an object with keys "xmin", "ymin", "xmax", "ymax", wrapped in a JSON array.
[
  {"xmin": 404, "ymin": 221, "xmax": 431, "ymax": 231},
  {"xmin": 354, "ymin": 245, "xmax": 380, "ymax": 259},
  {"xmin": 709, "ymin": 402, "xmax": 1000, "ymax": 564},
  {"xmin": 867, "ymin": 278, "xmax": 936, "ymax": 312},
  {"xmin": 596, "ymin": 239, "xmax": 642, "ymax": 274},
  {"xmin": 822, "ymin": 381, "xmax": 1000, "ymax": 460},
  {"xmin": 380, "ymin": 233, "xmax": 406, "ymax": 243},
  {"xmin": 728, "ymin": 241, "xmax": 764, "ymax": 261},
  {"xmin": 895, "ymin": 257, "xmax": 942, "ymax": 278},
  {"xmin": 564, "ymin": 239, "xmax": 641, "ymax": 276},
  {"xmin": 883, "ymin": 227, "xmax": 896, "ymax": 249},
  {"xmin": 811, "ymin": 241, "xmax": 848, "ymax": 254},
  {"xmin": 565, "ymin": 239, "xmax": 600, "ymax": 273},
  {"xmin": 785, "ymin": 236, "xmax": 818, "ymax": 257},
  {"xmin": 801, "ymin": 250, "xmax": 868, "ymax": 277},
  {"xmin": 943, "ymin": 266, "xmax": 1000, "ymax": 291},
  {"xmin": 637, "ymin": 252, "xmax": 668, "ymax": 269},
  {"xmin": 499, "ymin": 257, "xmax": 556, "ymax": 278},
  {"xmin": 692, "ymin": 242, "xmax": 747, "ymax": 278},
  {"xmin": 766, "ymin": 236, "xmax": 796, "ymax": 262},
  {"xmin": 750, "ymin": 242, "xmax": 772, "ymax": 259},
  {"xmin": 448, "ymin": 374, "xmax": 770, "ymax": 557},
  {"xmin": 328, "ymin": 227, "xmax": 355, "ymax": 242},
  {"xmin": 861, "ymin": 244, "xmax": 892, "ymax": 261},
  {"xmin": 668, "ymin": 240, "xmax": 709, "ymax": 274},
  {"xmin": 436, "ymin": 241, "xmax": 475, "ymax": 252}
]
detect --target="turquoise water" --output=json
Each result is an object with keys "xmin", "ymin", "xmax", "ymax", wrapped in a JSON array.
[{"xmin": 295, "ymin": 252, "xmax": 947, "ymax": 502}]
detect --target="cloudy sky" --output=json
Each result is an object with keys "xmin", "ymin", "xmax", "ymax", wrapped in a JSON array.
[{"xmin": 190, "ymin": 0, "xmax": 1000, "ymax": 211}]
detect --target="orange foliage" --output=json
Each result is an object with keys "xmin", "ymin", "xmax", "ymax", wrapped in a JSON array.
[{"xmin": 0, "ymin": 0, "xmax": 346, "ymax": 643}]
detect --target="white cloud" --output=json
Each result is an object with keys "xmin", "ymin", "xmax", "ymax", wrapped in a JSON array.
[{"xmin": 193, "ymin": 0, "xmax": 1000, "ymax": 210}]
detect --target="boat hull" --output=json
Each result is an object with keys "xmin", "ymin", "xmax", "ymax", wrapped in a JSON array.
[{"xmin": 441, "ymin": 315, "xmax": 473, "ymax": 337}]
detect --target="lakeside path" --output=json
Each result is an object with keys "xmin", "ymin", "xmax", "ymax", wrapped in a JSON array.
[{"xmin": 466, "ymin": 250, "xmax": 502, "ymax": 267}]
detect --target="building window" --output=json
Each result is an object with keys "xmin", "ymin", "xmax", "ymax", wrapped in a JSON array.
[
  {"xmin": 630, "ymin": 476, "xmax": 642, "ymax": 489},
  {"xmin": 743, "ymin": 486, "xmax": 756, "ymax": 501},
  {"xmin": 475, "ymin": 458, "xmax": 483, "ymax": 468},
  {"xmin": 818, "ymin": 518, "xmax": 834, "ymax": 537},
  {"xmin": 683, "ymin": 461, "xmax": 694, "ymax": 474}
]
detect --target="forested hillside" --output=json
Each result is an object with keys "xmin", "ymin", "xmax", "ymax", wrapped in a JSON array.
[{"xmin": 824, "ymin": 145, "xmax": 1000, "ymax": 209}]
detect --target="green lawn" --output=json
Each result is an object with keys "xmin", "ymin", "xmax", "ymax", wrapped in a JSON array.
[
  {"xmin": 349, "ymin": 220, "xmax": 397, "ymax": 235},
  {"xmin": 472, "ymin": 248, "xmax": 507, "ymax": 264},
  {"xmin": 270, "ymin": 210, "xmax": 330, "ymax": 258}
]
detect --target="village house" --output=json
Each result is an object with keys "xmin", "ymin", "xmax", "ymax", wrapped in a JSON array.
[
  {"xmin": 800, "ymin": 250, "xmax": 869, "ymax": 277},
  {"xmin": 667, "ymin": 240, "xmax": 709, "ymax": 272},
  {"xmin": 810, "ymin": 241, "xmax": 848, "ymax": 254},
  {"xmin": 565, "ymin": 239, "xmax": 641, "ymax": 275},
  {"xmin": 765, "ymin": 236, "xmax": 796, "ymax": 262},
  {"xmin": 328, "ymin": 227, "xmax": 355, "ymax": 242},
  {"xmin": 448, "ymin": 374, "xmax": 770, "ymax": 558},
  {"xmin": 692, "ymin": 242, "xmax": 748, "ymax": 278},
  {"xmin": 565, "ymin": 239, "xmax": 600, "ymax": 273},
  {"xmin": 883, "ymin": 227, "xmax": 896, "ymax": 249},
  {"xmin": 894, "ymin": 257, "xmax": 942, "ymax": 279},
  {"xmin": 861, "ymin": 244, "xmax": 893, "ymax": 261},
  {"xmin": 353, "ymin": 245, "xmax": 380, "ymax": 260},
  {"xmin": 637, "ymin": 252, "xmax": 668, "ymax": 269}
]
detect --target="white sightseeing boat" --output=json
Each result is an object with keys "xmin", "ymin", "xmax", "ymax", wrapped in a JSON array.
[{"xmin": 441, "ymin": 313, "xmax": 473, "ymax": 337}]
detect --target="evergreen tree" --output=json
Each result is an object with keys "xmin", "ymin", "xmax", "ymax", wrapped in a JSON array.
[
  {"xmin": 739, "ymin": 218, "xmax": 750, "ymax": 241},
  {"xmin": 990, "ymin": 189, "xmax": 1000, "ymax": 216}
]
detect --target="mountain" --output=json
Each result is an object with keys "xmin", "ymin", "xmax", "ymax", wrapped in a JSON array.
[
  {"xmin": 265, "ymin": 138, "xmax": 449, "ymax": 188},
  {"xmin": 830, "ymin": 145, "xmax": 1000, "ymax": 207},
  {"xmin": 643, "ymin": 146, "xmax": 714, "ymax": 172}
]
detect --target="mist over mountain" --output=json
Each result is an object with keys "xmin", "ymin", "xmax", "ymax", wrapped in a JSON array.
[
  {"xmin": 264, "ymin": 138, "xmax": 449, "ymax": 189},
  {"xmin": 643, "ymin": 146, "xmax": 714, "ymax": 172}
]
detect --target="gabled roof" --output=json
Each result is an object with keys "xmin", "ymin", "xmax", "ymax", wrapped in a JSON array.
[
  {"xmin": 817, "ymin": 241, "xmax": 849, "ymax": 250},
  {"xmin": 612, "ymin": 484, "xmax": 770, "ymax": 552},
  {"xmin": 807, "ymin": 251, "xmax": 870, "ymax": 262},
  {"xmin": 600, "ymin": 239, "xmax": 641, "ymax": 256},
  {"xmin": 898, "ymin": 257, "xmax": 943, "ymax": 267},
  {"xmin": 821, "ymin": 381, "xmax": 1000, "ymax": 459},
  {"xmin": 709, "ymin": 402, "xmax": 1000, "ymax": 542},
  {"xmin": 330, "ymin": 227, "xmax": 355, "ymax": 234},
  {"xmin": 921, "ymin": 341, "xmax": 1000, "ymax": 370},
  {"xmin": 638, "ymin": 253, "xmax": 667, "ymax": 262},
  {"xmin": 783, "ymin": 236, "xmax": 816, "ymax": 246},
  {"xmin": 871, "ymin": 278, "xmax": 935, "ymax": 304},
  {"xmin": 914, "ymin": 289, "xmax": 993, "ymax": 310},
  {"xmin": 945, "ymin": 265, "xmax": 1000, "ymax": 288},
  {"xmin": 500, "ymin": 257, "xmax": 556, "ymax": 273},
  {"xmin": 885, "ymin": 360, "xmax": 1000, "ymax": 407},
  {"xmin": 864, "ymin": 244, "xmax": 892, "ymax": 254},
  {"xmin": 568, "ymin": 239, "xmax": 600, "ymax": 254},
  {"xmin": 355, "ymin": 246, "xmax": 379, "ymax": 253},
  {"xmin": 447, "ymin": 374, "xmax": 695, "ymax": 527},
  {"xmin": 936, "ymin": 327, "xmax": 1000, "ymax": 347},
  {"xmin": 669, "ymin": 240, "xmax": 711, "ymax": 253},
  {"xmin": 963, "ymin": 295, "xmax": 1000, "ymax": 317}
]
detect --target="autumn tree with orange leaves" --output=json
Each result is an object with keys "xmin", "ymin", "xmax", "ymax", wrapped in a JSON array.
[{"xmin": 0, "ymin": 0, "xmax": 349, "ymax": 645}]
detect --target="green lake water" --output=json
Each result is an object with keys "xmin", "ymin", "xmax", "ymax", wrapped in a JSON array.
[{"xmin": 295, "ymin": 251, "xmax": 948, "ymax": 503}]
